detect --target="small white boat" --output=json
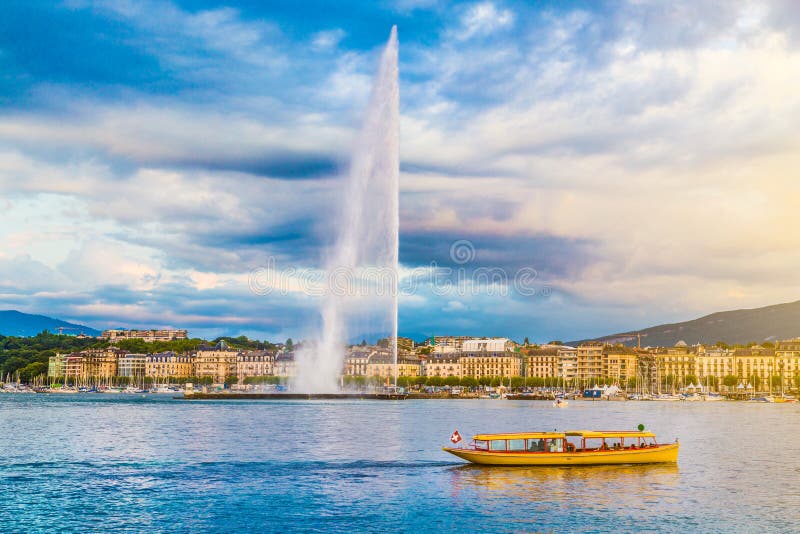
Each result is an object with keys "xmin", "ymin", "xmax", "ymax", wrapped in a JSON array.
[
  {"xmin": 553, "ymin": 398, "xmax": 569, "ymax": 408},
  {"xmin": 653, "ymin": 394, "xmax": 682, "ymax": 402}
]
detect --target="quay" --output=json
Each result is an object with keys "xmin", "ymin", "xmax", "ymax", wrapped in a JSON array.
[{"xmin": 179, "ymin": 392, "xmax": 408, "ymax": 400}]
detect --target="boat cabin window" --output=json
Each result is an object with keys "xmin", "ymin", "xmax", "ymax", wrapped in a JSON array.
[
  {"xmin": 474, "ymin": 440, "xmax": 488, "ymax": 451},
  {"xmin": 607, "ymin": 438, "xmax": 623, "ymax": 450},
  {"xmin": 527, "ymin": 438, "xmax": 546, "ymax": 452},
  {"xmin": 508, "ymin": 439, "xmax": 525, "ymax": 452},
  {"xmin": 584, "ymin": 438, "xmax": 605, "ymax": 451},
  {"xmin": 489, "ymin": 440, "xmax": 506, "ymax": 451},
  {"xmin": 547, "ymin": 438, "xmax": 565, "ymax": 452}
]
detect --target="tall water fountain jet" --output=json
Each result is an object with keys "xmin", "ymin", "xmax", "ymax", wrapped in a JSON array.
[{"xmin": 294, "ymin": 26, "xmax": 399, "ymax": 392}]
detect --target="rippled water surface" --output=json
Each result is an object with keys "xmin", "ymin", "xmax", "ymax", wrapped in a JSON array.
[{"xmin": 1, "ymin": 395, "xmax": 798, "ymax": 532}]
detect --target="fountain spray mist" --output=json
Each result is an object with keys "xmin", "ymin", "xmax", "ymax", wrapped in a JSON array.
[{"xmin": 294, "ymin": 26, "xmax": 399, "ymax": 392}]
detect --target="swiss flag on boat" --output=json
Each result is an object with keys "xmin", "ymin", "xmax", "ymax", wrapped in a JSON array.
[{"xmin": 450, "ymin": 430, "xmax": 462, "ymax": 444}]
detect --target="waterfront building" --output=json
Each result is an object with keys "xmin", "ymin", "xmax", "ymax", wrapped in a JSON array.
[
  {"xmin": 695, "ymin": 346, "xmax": 736, "ymax": 388},
  {"xmin": 48, "ymin": 353, "xmax": 68, "ymax": 378},
  {"xmin": 576, "ymin": 343, "xmax": 604, "ymax": 383},
  {"xmin": 145, "ymin": 352, "xmax": 194, "ymax": 380},
  {"xmin": 655, "ymin": 344, "xmax": 697, "ymax": 387},
  {"xmin": 367, "ymin": 352, "xmax": 421, "ymax": 378},
  {"xmin": 523, "ymin": 348, "xmax": 559, "ymax": 379},
  {"xmin": 603, "ymin": 346, "xmax": 638, "ymax": 383},
  {"xmin": 344, "ymin": 347, "xmax": 371, "ymax": 376},
  {"xmin": 422, "ymin": 355, "xmax": 462, "ymax": 378},
  {"xmin": 64, "ymin": 348, "xmax": 125, "ymax": 382},
  {"xmin": 733, "ymin": 346, "xmax": 778, "ymax": 391},
  {"xmin": 236, "ymin": 351, "xmax": 276, "ymax": 381},
  {"xmin": 775, "ymin": 339, "xmax": 800, "ymax": 390},
  {"xmin": 194, "ymin": 341, "xmax": 239, "ymax": 383},
  {"xmin": 101, "ymin": 329, "xmax": 189, "ymax": 343},
  {"xmin": 274, "ymin": 352, "xmax": 296, "ymax": 378},
  {"xmin": 557, "ymin": 347, "xmax": 578, "ymax": 383},
  {"xmin": 118, "ymin": 353, "xmax": 146, "ymax": 378},
  {"xmin": 460, "ymin": 339, "xmax": 521, "ymax": 380}
]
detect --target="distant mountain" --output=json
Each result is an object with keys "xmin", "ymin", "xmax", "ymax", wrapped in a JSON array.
[
  {"xmin": 0, "ymin": 310, "xmax": 100, "ymax": 337},
  {"xmin": 570, "ymin": 300, "xmax": 800, "ymax": 347}
]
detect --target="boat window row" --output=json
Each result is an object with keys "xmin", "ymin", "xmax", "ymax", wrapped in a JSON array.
[{"xmin": 473, "ymin": 436, "xmax": 658, "ymax": 453}]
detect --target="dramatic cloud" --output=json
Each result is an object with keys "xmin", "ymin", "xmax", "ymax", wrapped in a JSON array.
[{"xmin": 1, "ymin": 0, "xmax": 800, "ymax": 342}]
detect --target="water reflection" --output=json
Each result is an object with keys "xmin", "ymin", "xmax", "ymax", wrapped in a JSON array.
[{"xmin": 448, "ymin": 463, "xmax": 680, "ymax": 506}]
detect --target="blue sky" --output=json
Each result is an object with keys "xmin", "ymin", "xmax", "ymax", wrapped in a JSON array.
[{"xmin": 2, "ymin": 0, "xmax": 800, "ymax": 343}]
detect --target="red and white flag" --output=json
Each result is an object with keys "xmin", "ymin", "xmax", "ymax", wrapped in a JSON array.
[{"xmin": 450, "ymin": 430, "xmax": 462, "ymax": 444}]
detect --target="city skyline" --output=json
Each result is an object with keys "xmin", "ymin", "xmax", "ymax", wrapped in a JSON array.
[{"xmin": 2, "ymin": 1, "xmax": 800, "ymax": 342}]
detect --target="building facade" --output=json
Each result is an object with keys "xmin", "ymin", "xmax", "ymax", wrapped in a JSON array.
[
  {"xmin": 273, "ymin": 353, "xmax": 296, "ymax": 378},
  {"xmin": 236, "ymin": 351, "xmax": 275, "ymax": 381},
  {"xmin": 423, "ymin": 355, "xmax": 462, "ymax": 378},
  {"xmin": 367, "ymin": 353, "xmax": 421, "ymax": 378},
  {"xmin": 101, "ymin": 329, "xmax": 189, "ymax": 343},
  {"xmin": 344, "ymin": 348, "xmax": 371, "ymax": 376},
  {"xmin": 523, "ymin": 348, "xmax": 559, "ymax": 379},
  {"xmin": 194, "ymin": 344, "xmax": 239, "ymax": 383},
  {"xmin": 145, "ymin": 352, "xmax": 194, "ymax": 380},
  {"xmin": 604, "ymin": 347, "xmax": 638, "ymax": 383},
  {"xmin": 48, "ymin": 353, "xmax": 68, "ymax": 378},
  {"xmin": 576, "ymin": 343, "xmax": 604, "ymax": 382},
  {"xmin": 118, "ymin": 353, "xmax": 147, "ymax": 378}
]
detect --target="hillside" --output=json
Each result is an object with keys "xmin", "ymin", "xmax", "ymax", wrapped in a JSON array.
[
  {"xmin": 570, "ymin": 300, "xmax": 800, "ymax": 347},
  {"xmin": 0, "ymin": 310, "xmax": 100, "ymax": 337}
]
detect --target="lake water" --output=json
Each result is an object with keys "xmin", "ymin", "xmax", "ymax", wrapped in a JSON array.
[{"xmin": 1, "ymin": 395, "xmax": 798, "ymax": 533}]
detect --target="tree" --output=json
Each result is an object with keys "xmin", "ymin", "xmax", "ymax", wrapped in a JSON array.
[
  {"xmin": 626, "ymin": 377, "xmax": 637, "ymax": 390},
  {"xmin": 18, "ymin": 362, "xmax": 47, "ymax": 381},
  {"xmin": 509, "ymin": 376, "xmax": 525, "ymax": 388},
  {"xmin": 361, "ymin": 339, "xmax": 367, "ymax": 347},
  {"xmin": 285, "ymin": 338, "xmax": 294, "ymax": 351},
  {"xmin": 444, "ymin": 376, "xmax": 460, "ymax": 387},
  {"xmin": 490, "ymin": 377, "xmax": 503, "ymax": 387},
  {"xmin": 396, "ymin": 376, "xmax": 411, "ymax": 388},
  {"xmin": 427, "ymin": 376, "xmax": 445, "ymax": 387},
  {"xmin": 1, "ymin": 356, "xmax": 28, "ymax": 377},
  {"xmin": 523, "ymin": 337, "xmax": 530, "ymax": 346},
  {"xmin": 684, "ymin": 375, "xmax": 699, "ymax": 386},
  {"xmin": 770, "ymin": 375, "xmax": 782, "ymax": 388},
  {"xmin": 460, "ymin": 376, "xmax": 478, "ymax": 388},
  {"xmin": 478, "ymin": 376, "xmax": 492, "ymax": 387},
  {"xmin": 548, "ymin": 340, "xmax": 563, "ymax": 346},
  {"xmin": 723, "ymin": 375, "xmax": 738, "ymax": 388}
]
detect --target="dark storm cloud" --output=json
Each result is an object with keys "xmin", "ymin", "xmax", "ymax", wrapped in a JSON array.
[
  {"xmin": 400, "ymin": 229, "xmax": 596, "ymax": 279},
  {"xmin": 172, "ymin": 153, "xmax": 341, "ymax": 180}
]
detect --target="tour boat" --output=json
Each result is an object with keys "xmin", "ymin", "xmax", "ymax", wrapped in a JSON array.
[{"xmin": 443, "ymin": 429, "xmax": 679, "ymax": 466}]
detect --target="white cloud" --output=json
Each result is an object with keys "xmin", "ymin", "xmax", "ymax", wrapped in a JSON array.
[
  {"xmin": 457, "ymin": 2, "xmax": 514, "ymax": 40},
  {"xmin": 312, "ymin": 29, "xmax": 346, "ymax": 50}
]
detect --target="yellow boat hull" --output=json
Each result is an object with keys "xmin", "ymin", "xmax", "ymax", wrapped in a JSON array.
[{"xmin": 443, "ymin": 443, "xmax": 679, "ymax": 466}]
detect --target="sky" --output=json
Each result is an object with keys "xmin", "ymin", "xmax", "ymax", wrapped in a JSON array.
[{"xmin": 1, "ymin": 0, "xmax": 800, "ymax": 343}]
